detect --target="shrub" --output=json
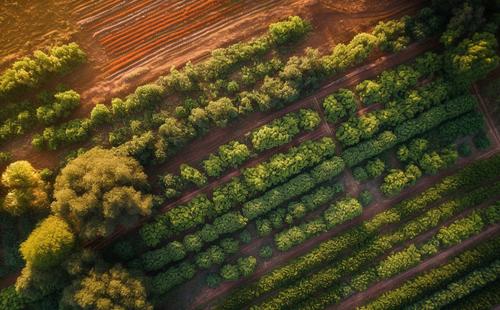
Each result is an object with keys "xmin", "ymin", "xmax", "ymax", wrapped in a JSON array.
[
  {"xmin": 238, "ymin": 256, "xmax": 257, "ymax": 277},
  {"xmin": 353, "ymin": 167, "xmax": 369, "ymax": 182},
  {"xmin": 359, "ymin": 190, "xmax": 373, "ymax": 206},
  {"xmin": 183, "ymin": 234, "xmax": 203, "ymax": 253},
  {"xmin": 268, "ymin": 16, "xmax": 311, "ymax": 45},
  {"xmin": 36, "ymin": 90, "xmax": 80, "ymax": 125},
  {"xmin": 240, "ymin": 230, "xmax": 252, "ymax": 244},
  {"xmin": 90, "ymin": 104, "xmax": 111, "ymax": 126},
  {"xmin": 206, "ymin": 273, "xmax": 223, "ymax": 288},
  {"xmin": 180, "ymin": 164, "xmax": 207, "ymax": 187},
  {"xmin": 220, "ymin": 264, "xmax": 240, "ymax": 281},
  {"xmin": 259, "ymin": 245, "xmax": 274, "ymax": 259}
]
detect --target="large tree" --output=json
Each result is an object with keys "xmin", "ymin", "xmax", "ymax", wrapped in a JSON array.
[
  {"xmin": 51, "ymin": 148, "xmax": 153, "ymax": 240},
  {"xmin": 60, "ymin": 265, "xmax": 152, "ymax": 310},
  {"xmin": 1, "ymin": 160, "xmax": 48, "ymax": 215}
]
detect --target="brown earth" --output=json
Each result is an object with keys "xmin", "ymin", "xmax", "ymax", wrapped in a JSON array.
[{"xmin": 0, "ymin": 0, "xmax": 425, "ymax": 171}]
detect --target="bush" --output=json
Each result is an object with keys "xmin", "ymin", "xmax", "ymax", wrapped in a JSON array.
[
  {"xmin": 0, "ymin": 43, "xmax": 86, "ymax": 98},
  {"xmin": 323, "ymin": 89, "xmax": 357, "ymax": 123},
  {"xmin": 220, "ymin": 264, "xmax": 240, "ymax": 281},
  {"xmin": 0, "ymin": 286, "xmax": 26, "ymax": 310},
  {"xmin": 323, "ymin": 198, "xmax": 362, "ymax": 228},
  {"xmin": 259, "ymin": 245, "xmax": 273, "ymax": 260},
  {"xmin": 183, "ymin": 234, "xmax": 203, "ymax": 253},
  {"xmin": 90, "ymin": 104, "xmax": 111, "ymax": 127},
  {"xmin": 240, "ymin": 230, "xmax": 252, "ymax": 244},
  {"xmin": 380, "ymin": 164, "xmax": 422, "ymax": 196},
  {"xmin": 353, "ymin": 167, "xmax": 368, "ymax": 181},
  {"xmin": 474, "ymin": 131, "xmax": 491, "ymax": 150},
  {"xmin": 180, "ymin": 164, "xmax": 207, "ymax": 187},
  {"xmin": 238, "ymin": 256, "xmax": 257, "ymax": 277},
  {"xmin": 36, "ymin": 90, "xmax": 80, "ymax": 125},
  {"xmin": 220, "ymin": 238, "xmax": 240, "ymax": 255},
  {"xmin": 268, "ymin": 16, "xmax": 311, "ymax": 45},
  {"xmin": 206, "ymin": 273, "xmax": 223, "ymax": 288},
  {"xmin": 359, "ymin": 190, "xmax": 373, "ymax": 206}
]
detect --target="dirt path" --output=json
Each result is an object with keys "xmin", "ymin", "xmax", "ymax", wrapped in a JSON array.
[
  {"xmin": 331, "ymin": 225, "xmax": 500, "ymax": 310},
  {"xmin": 188, "ymin": 148, "xmax": 500, "ymax": 310}
]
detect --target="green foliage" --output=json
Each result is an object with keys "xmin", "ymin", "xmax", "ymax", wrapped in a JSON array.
[
  {"xmin": 206, "ymin": 273, "xmax": 223, "ymax": 288},
  {"xmin": 20, "ymin": 216, "xmax": 75, "ymax": 269},
  {"xmin": 0, "ymin": 286, "xmax": 26, "ymax": 310},
  {"xmin": 183, "ymin": 234, "xmax": 203, "ymax": 253},
  {"xmin": 218, "ymin": 156, "xmax": 500, "ymax": 309},
  {"xmin": 445, "ymin": 32, "xmax": 499, "ymax": 85},
  {"xmin": 1, "ymin": 160, "xmax": 48, "ymax": 215},
  {"xmin": 239, "ymin": 230, "xmax": 252, "ymax": 244},
  {"xmin": 322, "ymin": 88, "xmax": 357, "ymax": 123},
  {"xmin": 141, "ymin": 241, "xmax": 187, "ymax": 272},
  {"xmin": 60, "ymin": 265, "xmax": 152, "ymax": 310},
  {"xmin": 323, "ymin": 197, "xmax": 362, "ymax": 228},
  {"xmin": 89, "ymin": 104, "xmax": 111, "ymax": 127},
  {"xmin": 180, "ymin": 164, "xmax": 207, "ymax": 187},
  {"xmin": 365, "ymin": 158, "xmax": 385, "ymax": 178},
  {"xmin": 220, "ymin": 238, "xmax": 240, "ymax": 255},
  {"xmin": 377, "ymin": 244, "xmax": 421, "ymax": 279},
  {"xmin": 352, "ymin": 166, "xmax": 368, "ymax": 181},
  {"xmin": 259, "ymin": 245, "xmax": 273, "ymax": 259},
  {"xmin": 474, "ymin": 131, "xmax": 491, "ymax": 150},
  {"xmin": 36, "ymin": 90, "xmax": 80, "ymax": 125},
  {"xmin": 361, "ymin": 240, "xmax": 500, "ymax": 310},
  {"xmin": 268, "ymin": 16, "xmax": 311, "ymax": 45},
  {"xmin": 0, "ymin": 43, "xmax": 86, "ymax": 99},
  {"xmin": 51, "ymin": 148, "xmax": 153, "ymax": 240},
  {"xmin": 220, "ymin": 264, "xmax": 240, "ymax": 281},
  {"xmin": 205, "ymin": 97, "xmax": 238, "ymax": 127},
  {"xmin": 359, "ymin": 190, "xmax": 373, "ymax": 206},
  {"xmin": 151, "ymin": 262, "xmax": 196, "ymax": 295},
  {"xmin": 380, "ymin": 164, "xmax": 422, "ymax": 196},
  {"xmin": 373, "ymin": 18, "xmax": 411, "ymax": 52},
  {"xmin": 32, "ymin": 118, "xmax": 92, "ymax": 150},
  {"xmin": 213, "ymin": 211, "xmax": 247, "ymax": 235},
  {"xmin": 238, "ymin": 256, "xmax": 257, "ymax": 277}
]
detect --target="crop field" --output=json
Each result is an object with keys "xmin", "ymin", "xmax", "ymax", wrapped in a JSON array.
[{"xmin": 0, "ymin": 0, "xmax": 499, "ymax": 310}]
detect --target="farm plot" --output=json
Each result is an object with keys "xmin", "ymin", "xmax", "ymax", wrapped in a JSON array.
[{"xmin": 0, "ymin": 1, "xmax": 499, "ymax": 309}]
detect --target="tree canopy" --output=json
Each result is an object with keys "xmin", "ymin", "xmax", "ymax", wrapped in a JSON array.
[
  {"xmin": 1, "ymin": 160, "xmax": 48, "ymax": 215},
  {"xmin": 51, "ymin": 148, "xmax": 153, "ymax": 240}
]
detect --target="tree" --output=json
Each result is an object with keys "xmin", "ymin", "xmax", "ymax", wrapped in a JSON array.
[
  {"xmin": 322, "ymin": 88, "xmax": 357, "ymax": 123},
  {"xmin": 90, "ymin": 104, "xmax": 111, "ymax": 127},
  {"xmin": 237, "ymin": 256, "xmax": 257, "ymax": 277},
  {"xmin": 220, "ymin": 264, "xmax": 240, "ymax": 281},
  {"xmin": 373, "ymin": 18, "xmax": 411, "ymax": 52},
  {"xmin": 158, "ymin": 117, "xmax": 195, "ymax": 147},
  {"xmin": 60, "ymin": 265, "xmax": 152, "ymax": 310},
  {"xmin": 445, "ymin": 32, "xmax": 499, "ymax": 85},
  {"xmin": 268, "ymin": 16, "xmax": 311, "ymax": 45},
  {"xmin": 365, "ymin": 158, "xmax": 385, "ymax": 178},
  {"xmin": 1, "ymin": 161, "xmax": 48, "ymax": 215},
  {"xmin": 51, "ymin": 148, "xmax": 153, "ymax": 241},
  {"xmin": 36, "ymin": 90, "xmax": 80, "ymax": 125},
  {"xmin": 205, "ymin": 97, "xmax": 238, "ymax": 127},
  {"xmin": 259, "ymin": 245, "xmax": 273, "ymax": 259},
  {"xmin": 20, "ymin": 216, "xmax": 75, "ymax": 269},
  {"xmin": 183, "ymin": 234, "xmax": 203, "ymax": 253},
  {"xmin": 180, "ymin": 164, "xmax": 207, "ymax": 187},
  {"xmin": 336, "ymin": 122, "xmax": 361, "ymax": 146}
]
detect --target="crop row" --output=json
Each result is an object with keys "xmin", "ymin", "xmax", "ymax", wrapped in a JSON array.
[
  {"xmin": 254, "ymin": 181, "xmax": 500, "ymax": 309},
  {"xmin": 216, "ymin": 155, "xmax": 500, "ymax": 309},
  {"xmin": 297, "ymin": 204, "xmax": 499, "ymax": 309}
]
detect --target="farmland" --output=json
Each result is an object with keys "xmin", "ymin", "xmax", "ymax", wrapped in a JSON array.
[{"xmin": 0, "ymin": 0, "xmax": 499, "ymax": 309}]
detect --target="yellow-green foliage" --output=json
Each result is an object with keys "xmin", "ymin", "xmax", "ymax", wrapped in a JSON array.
[
  {"xmin": 1, "ymin": 160, "xmax": 48, "ymax": 215},
  {"xmin": 20, "ymin": 216, "xmax": 75, "ymax": 269},
  {"xmin": 60, "ymin": 265, "xmax": 152, "ymax": 310}
]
